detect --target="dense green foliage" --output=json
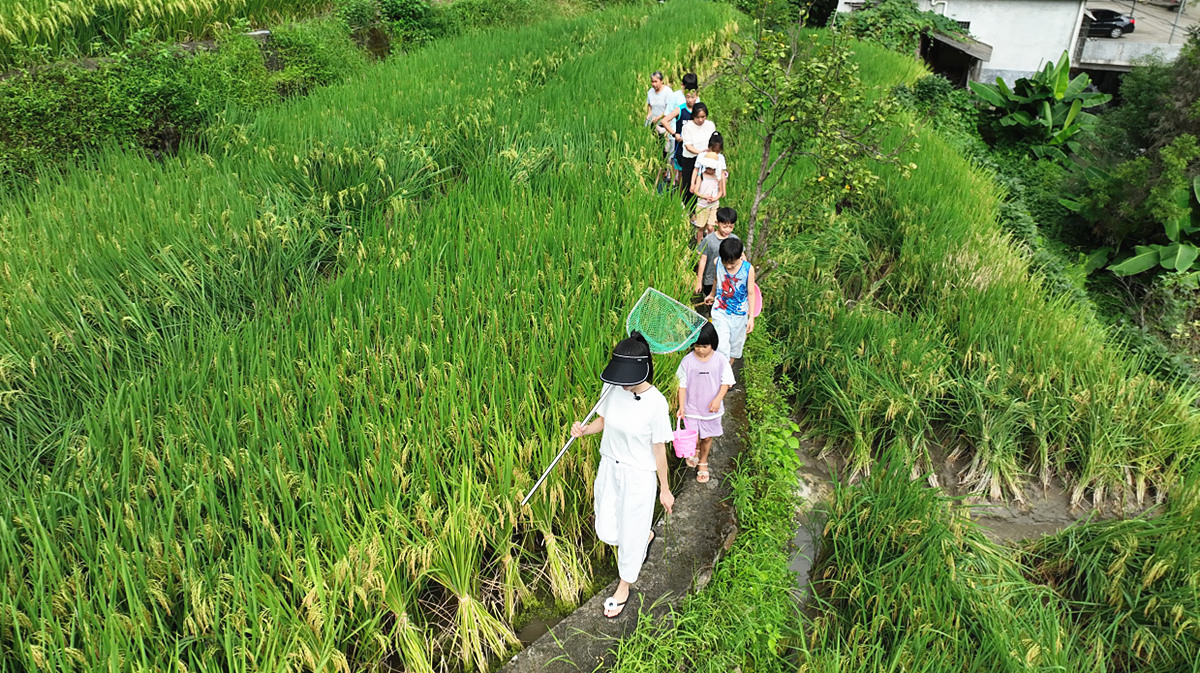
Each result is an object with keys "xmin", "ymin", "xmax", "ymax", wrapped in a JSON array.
[
  {"xmin": 0, "ymin": 19, "xmax": 367, "ymax": 187},
  {"xmin": 970, "ymin": 52, "xmax": 1110, "ymax": 162},
  {"xmin": 0, "ymin": 3, "xmax": 740, "ymax": 670},
  {"xmin": 834, "ymin": 0, "xmax": 965, "ymax": 54},
  {"xmin": 0, "ymin": 0, "xmax": 327, "ymax": 68},
  {"xmin": 1056, "ymin": 36, "xmax": 1200, "ymax": 276}
]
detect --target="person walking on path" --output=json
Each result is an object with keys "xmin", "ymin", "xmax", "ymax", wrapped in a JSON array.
[
  {"xmin": 705, "ymin": 237, "xmax": 756, "ymax": 365},
  {"xmin": 689, "ymin": 132, "xmax": 727, "ymax": 245},
  {"xmin": 678, "ymin": 102, "xmax": 715, "ymax": 214},
  {"xmin": 695, "ymin": 207, "xmax": 738, "ymax": 301},
  {"xmin": 570, "ymin": 332, "xmax": 675, "ymax": 618},
  {"xmin": 662, "ymin": 73, "xmax": 699, "ymax": 191},
  {"xmin": 645, "ymin": 71, "xmax": 675, "ymax": 187},
  {"xmin": 675, "ymin": 323, "xmax": 734, "ymax": 484}
]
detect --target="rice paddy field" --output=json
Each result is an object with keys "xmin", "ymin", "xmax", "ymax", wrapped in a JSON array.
[
  {"xmin": 609, "ymin": 26, "xmax": 1200, "ymax": 673},
  {"xmin": 0, "ymin": 0, "xmax": 325, "ymax": 67},
  {"xmin": 5, "ymin": 0, "xmax": 1200, "ymax": 669},
  {"xmin": 748, "ymin": 37, "xmax": 1200, "ymax": 506},
  {"xmin": 0, "ymin": 2, "xmax": 739, "ymax": 669}
]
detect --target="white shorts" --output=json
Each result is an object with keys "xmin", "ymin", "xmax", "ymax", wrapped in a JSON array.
[
  {"xmin": 712, "ymin": 310, "xmax": 748, "ymax": 359},
  {"xmin": 594, "ymin": 456, "xmax": 657, "ymax": 584}
]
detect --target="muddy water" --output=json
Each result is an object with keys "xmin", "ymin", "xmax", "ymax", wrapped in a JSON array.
[
  {"xmin": 790, "ymin": 437, "xmax": 833, "ymax": 602},
  {"xmin": 516, "ymin": 616, "xmax": 563, "ymax": 646}
]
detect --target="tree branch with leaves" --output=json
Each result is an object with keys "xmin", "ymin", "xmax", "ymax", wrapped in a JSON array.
[{"xmin": 725, "ymin": 26, "xmax": 917, "ymax": 262}]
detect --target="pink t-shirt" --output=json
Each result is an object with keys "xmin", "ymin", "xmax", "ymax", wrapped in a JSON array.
[{"xmin": 675, "ymin": 351, "xmax": 736, "ymax": 420}]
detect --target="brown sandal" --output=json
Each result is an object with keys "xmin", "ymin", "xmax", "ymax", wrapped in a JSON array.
[{"xmin": 696, "ymin": 462, "xmax": 710, "ymax": 483}]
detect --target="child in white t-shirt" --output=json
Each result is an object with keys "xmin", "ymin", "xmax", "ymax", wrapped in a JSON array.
[{"xmin": 689, "ymin": 133, "xmax": 727, "ymax": 245}]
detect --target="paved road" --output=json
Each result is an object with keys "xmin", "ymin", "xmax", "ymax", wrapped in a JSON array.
[{"xmin": 1088, "ymin": 0, "xmax": 1197, "ymax": 43}]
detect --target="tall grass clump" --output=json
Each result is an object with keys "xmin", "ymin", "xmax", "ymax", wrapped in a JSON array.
[
  {"xmin": 801, "ymin": 452, "xmax": 1078, "ymax": 671},
  {"xmin": 0, "ymin": 2, "xmax": 742, "ymax": 670},
  {"xmin": 759, "ymin": 38, "xmax": 1200, "ymax": 504},
  {"xmin": 1022, "ymin": 471, "xmax": 1200, "ymax": 672}
]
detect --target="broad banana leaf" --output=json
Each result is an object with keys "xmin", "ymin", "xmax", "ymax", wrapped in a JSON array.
[
  {"xmin": 1109, "ymin": 246, "xmax": 1162, "ymax": 276},
  {"xmin": 968, "ymin": 81, "xmax": 1008, "ymax": 108},
  {"xmin": 1165, "ymin": 186, "xmax": 1191, "ymax": 241}
]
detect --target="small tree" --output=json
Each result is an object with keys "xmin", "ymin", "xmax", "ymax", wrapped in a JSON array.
[{"xmin": 724, "ymin": 26, "xmax": 915, "ymax": 260}]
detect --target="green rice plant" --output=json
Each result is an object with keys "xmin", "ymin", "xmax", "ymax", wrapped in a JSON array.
[
  {"xmin": 803, "ymin": 451, "xmax": 1079, "ymax": 672},
  {"xmin": 0, "ymin": 0, "xmax": 329, "ymax": 68},
  {"xmin": 1021, "ymin": 472, "xmax": 1200, "ymax": 672},
  {"xmin": 741, "ymin": 34, "xmax": 1200, "ymax": 503},
  {"xmin": 0, "ymin": 3, "xmax": 742, "ymax": 670}
]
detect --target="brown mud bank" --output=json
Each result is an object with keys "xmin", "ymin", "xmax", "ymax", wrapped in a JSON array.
[{"xmin": 793, "ymin": 434, "xmax": 1155, "ymax": 549}]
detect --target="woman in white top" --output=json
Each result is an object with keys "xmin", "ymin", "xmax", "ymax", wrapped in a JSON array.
[
  {"xmin": 644, "ymin": 71, "xmax": 675, "ymax": 188},
  {"xmin": 676, "ymin": 102, "xmax": 715, "ymax": 211},
  {"xmin": 570, "ymin": 331, "xmax": 675, "ymax": 618}
]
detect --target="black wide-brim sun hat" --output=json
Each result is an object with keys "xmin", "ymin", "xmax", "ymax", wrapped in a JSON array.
[{"xmin": 600, "ymin": 352, "xmax": 651, "ymax": 386}]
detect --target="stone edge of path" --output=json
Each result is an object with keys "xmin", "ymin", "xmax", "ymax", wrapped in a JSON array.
[{"xmin": 497, "ymin": 380, "xmax": 747, "ymax": 673}]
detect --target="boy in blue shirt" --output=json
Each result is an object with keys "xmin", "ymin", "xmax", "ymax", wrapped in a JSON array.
[{"xmin": 704, "ymin": 237, "xmax": 756, "ymax": 364}]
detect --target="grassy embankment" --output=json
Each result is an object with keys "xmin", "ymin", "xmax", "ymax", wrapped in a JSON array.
[
  {"xmin": 611, "ymin": 27, "xmax": 1199, "ymax": 673},
  {"xmin": 0, "ymin": 0, "xmax": 325, "ymax": 67},
  {"xmin": 769, "ymin": 40, "xmax": 1200, "ymax": 505},
  {"xmin": 0, "ymin": 2, "xmax": 740, "ymax": 670}
]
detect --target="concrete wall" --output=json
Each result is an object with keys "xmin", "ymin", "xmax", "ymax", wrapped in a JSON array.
[
  {"xmin": 941, "ymin": 0, "xmax": 1083, "ymax": 81},
  {"xmin": 1079, "ymin": 38, "xmax": 1184, "ymax": 67}
]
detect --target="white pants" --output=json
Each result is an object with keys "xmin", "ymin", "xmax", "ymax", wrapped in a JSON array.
[
  {"xmin": 712, "ymin": 310, "xmax": 748, "ymax": 359},
  {"xmin": 594, "ymin": 456, "xmax": 657, "ymax": 584}
]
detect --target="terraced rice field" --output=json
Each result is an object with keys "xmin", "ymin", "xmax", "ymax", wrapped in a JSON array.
[
  {"xmin": 0, "ymin": 2, "xmax": 739, "ymax": 670},
  {"xmin": 0, "ymin": 0, "xmax": 322, "ymax": 67}
]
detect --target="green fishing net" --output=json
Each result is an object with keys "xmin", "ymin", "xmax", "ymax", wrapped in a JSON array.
[{"xmin": 625, "ymin": 287, "xmax": 707, "ymax": 354}]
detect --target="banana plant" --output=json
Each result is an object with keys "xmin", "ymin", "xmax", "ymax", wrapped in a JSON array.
[
  {"xmin": 969, "ymin": 51, "xmax": 1111, "ymax": 161},
  {"xmin": 1099, "ymin": 176, "xmax": 1200, "ymax": 287}
]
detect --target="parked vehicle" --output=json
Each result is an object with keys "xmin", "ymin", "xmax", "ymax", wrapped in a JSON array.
[{"xmin": 1085, "ymin": 9, "xmax": 1136, "ymax": 38}]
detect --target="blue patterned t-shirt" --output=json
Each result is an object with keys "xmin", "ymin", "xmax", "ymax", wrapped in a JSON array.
[{"xmin": 714, "ymin": 260, "xmax": 750, "ymax": 317}]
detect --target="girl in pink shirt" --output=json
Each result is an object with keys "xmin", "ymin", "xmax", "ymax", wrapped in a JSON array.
[{"xmin": 675, "ymin": 324, "xmax": 735, "ymax": 483}]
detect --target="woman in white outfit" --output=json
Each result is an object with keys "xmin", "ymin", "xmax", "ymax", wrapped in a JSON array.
[{"xmin": 570, "ymin": 331, "xmax": 676, "ymax": 618}]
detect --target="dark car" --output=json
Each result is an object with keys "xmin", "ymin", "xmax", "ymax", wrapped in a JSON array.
[{"xmin": 1086, "ymin": 9, "xmax": 1136, "ymax": 38}]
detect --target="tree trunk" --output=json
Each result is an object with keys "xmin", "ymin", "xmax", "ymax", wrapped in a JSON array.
[{"xmin": 747, "ymin": 131, "xmax": 774, "ymax": 257}]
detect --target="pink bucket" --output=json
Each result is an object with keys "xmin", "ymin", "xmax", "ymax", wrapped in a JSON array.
[{"xmin": 672, "ymin": 418, "xmax": 698, "ymax": 458}]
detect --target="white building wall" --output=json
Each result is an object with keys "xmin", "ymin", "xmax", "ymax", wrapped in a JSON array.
[
  {"xmin": 834, "ymin": 0, "xmax": 1086, "ymax": 84},
  {"xmin": 939, "ymin": 0, "xmax": 1083, "ymax": 83}
]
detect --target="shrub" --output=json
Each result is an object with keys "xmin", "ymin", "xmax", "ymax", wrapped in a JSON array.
[
  {"xmin": 268, "ymin": 18, "xmax": 368, "ymax": 97},
  {"xmin": 381, "ymin": 0, "xmax": 441, "ymax": 45},
  {"xmin": 187, "ymin": 31, "xmax": 276, "ymax": 112},
  {"xmin": 836, "ymin": 0, "xmax": 966, "ymax": 55},
  {"xmin": 337, "ymin": 0, "xmax": 382, "ymax": 30},
  {"xmin": 0, "ymin": 43, "xmax": 204, "ymax": 184},
  {"xmin": 892, "ymin": 73, "xmax": 980, "ymax": 141}
]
